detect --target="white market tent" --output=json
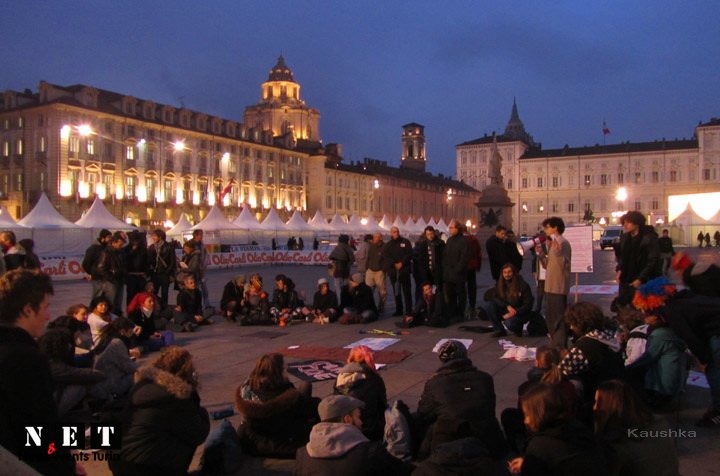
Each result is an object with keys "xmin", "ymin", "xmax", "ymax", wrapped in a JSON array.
[
  {"xmin": 436, "ymin": 218, "xmax": 449, "ymax": 233},
  {"xmin": 233, "ymin": 206, "xmax": 262, "ymax": 230},
  {"xmin": 166, "ymin": 214, "xmax": 193, "ymax": 241},
  {"xmin": 75, "ymin": 197, "xmax": 136, "ymax": 231},
  {"xmin": 391, "ymin": 215, "xmax": 404, "ymax": 232},
  {"xmin": 403, "ymin": 216, "xmax": 418, "ymax": 235},
  {"xmin": 18, "ymin": 193, "xmax": 93, "ymax": 255},
  {"xmin": 260, "ymin": 208, "xmax": 288, "ymax": 232},
  {"xmin": 415, "ymin": 216, "xmax": 428, "ymax": 233},
  {"xmin": 286, "ymin": 210, "xmax": 312, "ymax": 232},
  {"xmin": 308, "ymin": 210, "xmax": 332, "ymax": 233},
  {"xmin": 427, "ymin": 217, "xmax": 439, "ymax": 229},
  {"xmin": 0, "ymin": 206, "xmax": 28, "ymax": 232},
  {"xmin": 364, "ymin": 215, "xmax": 384, "ymax": 234},
  {"xmin": 329, "ymin": 213, "xmax": 350, "ymax": 233},
  {"xmin": 378, "ymin": 214, "xmax": 392, "ymax": 231},
  {"xmin": 190, "ymin": 205, "xmax": 246, "ymax": 245}
]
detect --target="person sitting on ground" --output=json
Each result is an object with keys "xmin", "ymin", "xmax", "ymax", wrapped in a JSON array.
[
  {"xmin": 66, "ymin": 303, "xmax": 89, "ymax": 323},
  {"xmin": 128, "ymin": 292, "xmax": 167, "ymax": 352},
  {"xmin": 302, "ymin": 277, "xmax": 339, "ymax": 324},
  {"xmin": 295, "ymin": 395, "xmax": 414, "ymax": 476},
  {"xmin": 37, "ymin": 328, "xmax": 107, "ymax": 418},
  {"xmin": 501, "ymin": 346, "xmax": 577, "ymax": 455},
  {"xmin": 338, "ymin": 273, "xmax": 378, "ymax": 324},
  {"xmin": 616, "ymin": 306, "xmax": 649, "ymax": 366},
  {"xmin": 594, "ymin": 380, "xmax": 680, "ymax": 476},
  {"xmin": 271, "ymin": 276, "xmax": 303, "ymax": 325},
  {"xmin": 110, "ymin": 346, "xmax": 210, "ymax": 476},
  {"xmin": 87, "ymin": 295, "xmax": 119, "ymax": 345},
  {"xmin": 559, "ymin": 302, "xmax": 625, "ymax": 416},
  {"xmin": 239, "ymin": 273, "xmax": 273, "ymax": 325},
  {"xmin": 235, "ymin": 353, "xmax": 319, "ymax": 458},
  {"xmin": 47, "ymin": 315, "xmax": 95, "ymax": 366},
  {"xmin": 92, "ymin": 317, "xmax": 140, "ymax": 399},
  {"xmin": 415, "ymin": 340, "xmax": 507, "ymax": 461},
  {"xmin": 508, "ymin": 383, "xmax": 608, "ymax": 475},
  {"xmin": 396, "ymin": 281, "xmax": 446, "ymax": 328},
  {"xmin": 174, "ymin": 275, "xmax": 212, "ymax": 330},
  {"xmin": 334, "ymin": 345, "xmax": 388, "ymax": 441},
  {"xmin": 220, "ymin": 274, "xmax": 247, "ymax": 322},
  {"xmin": 486, "ymin": 263, "xmax": 534, "ymax": 337},
  {"xmin": 271, "ymin": 273, "xmax": 288, "ymax": 307}
]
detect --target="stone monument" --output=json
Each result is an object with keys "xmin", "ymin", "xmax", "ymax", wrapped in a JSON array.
[{"xmin": 475, "ymin": 133, "xmax": 514, "ymax": 243}]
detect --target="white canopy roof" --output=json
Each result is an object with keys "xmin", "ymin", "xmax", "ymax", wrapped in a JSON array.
[
  {"xmin": 190, "ymin": 205, "xmax": 238, "ymax": 231},
  {"xmin": 426, "ymin": 217, "xmax": 439, "ymax": 229},
  {"xmin": 436, "ymin": 218, "xmax": 449, "ymax": 232},
  {"xmin": 391, "ymin": 215, "xmax": 404, "ymax": 232},
  {"xmin": 285, "ymin": 210, "xmax": 312, "ymax": 232},
  {"xmin": 328, "ymin": 213, "xmax": 349, "ymax": 232},
  {"xmin": 19, "ymin": 193, "xmax": 87, "ymax": 229},
  {"xmin": 0, "ymin": 206, "xmax": 26, "ymax": 229},
  {"xmin": 75, "ymin": 197, "xmax": 135, "ymax": 230},
  {"xmin": 167, "ymin": 214, "xmax": 193, "ymax": 236},
  {"xmin": 364, "ymin": 215, "xmax": 383, "ymax": 233},
  {"xmin": 403, "ymin": 216, "xmax": 417, "ymax": 234},
  {"xmin": 378, "ymin": 214, "xmax": 392, "ymax": 231},
  {"xmin": 260, "ymin": 208, "xmax": 288, "ymax": 231},
  {"xmin": 233, "ymin": 206, "xmax": 262, "ymax": 230},
  {"xmin": 306, "ymin": 210, "xmax": 330, "ymax": 231},
  {"xmin": 415, "ymin": 216, "xmax": 428, "ymax": 233}
]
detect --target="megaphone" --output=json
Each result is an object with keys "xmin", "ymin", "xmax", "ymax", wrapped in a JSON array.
[{"xmin": 517, "ymin": 235, "xmax": 547, "ymax": 256}]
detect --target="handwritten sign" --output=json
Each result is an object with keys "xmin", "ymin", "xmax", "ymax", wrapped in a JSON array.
[
  {"xmin": 563, "ymin": 225, "xmax": 594, "ymax": 273},
  {"xmin": 286, "ymin": 360, "xmax": 344, "ymax": 382}
]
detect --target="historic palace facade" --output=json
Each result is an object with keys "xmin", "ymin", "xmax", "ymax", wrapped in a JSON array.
[
  {"xmin": 0, "ymin": 56, "xmax": 478, "ymax": 229},
  {"xmin": 456, "ymin": 101, "xmax": 720, "ymax": 236}
]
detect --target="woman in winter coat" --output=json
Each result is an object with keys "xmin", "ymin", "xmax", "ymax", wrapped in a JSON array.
[
  {"xmin": 334, "ymin": 345, "xmax": 387, "ymax": 440},
  {"xmin": 594, "ymin": 380, "xmax": 680, "ymax": 476},
  {"xmin": 329, "ymin": 234, "xmax": 355, "ymax": 297},
  {"xmin": 93, "ymin": 318, "xmax": 139, "ymax": 398},
  {"xmin": 508, "ymin": 383, "xmax": 608, "ymax": 475},
  {"xmin": 235, "ymin": 353, "xmax": 319, "ymax": 458},
  {"xmin": 176, "ymin": 241, "xmax": 203, "ymax": 287},
  {"xmin": 110, "ymin": 346, "xmax": 210, "ymax": 476}
]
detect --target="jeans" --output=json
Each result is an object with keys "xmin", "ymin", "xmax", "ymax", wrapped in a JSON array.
[
  {"xmin": 365, "ymin": 269, "xmax": 387, "ymax": 310},
  {"xmin": 388, "ymin": 271, "xmax": 412, "ymax": 315},
  {"xmin": 707, "ymin": 335, "xmax": 720, "ymax": 411},
  {"xmin": 466, "ymin": 270, "xmax": 478, "ymax": 311},
  {"xmin": 443, "ymin": 281, "xmax": 466, "ymax": 320},
  {"xmin": 199, "ymin": 277, "xmax": 209, "ymax": 308},
  {"xmin": 152, "ymin": 273, "xmax": 171, "ymax": 309},
  {"xmin": 486, "ymin": 302, "xmax": 530, "ymax": 335},
  {"xmin": 333, "ymin": 277, "xmax": 348, "ymax": 299}
]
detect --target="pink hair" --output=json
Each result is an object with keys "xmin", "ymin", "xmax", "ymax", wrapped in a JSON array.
[
  {"xmin": 127, "ymin": 292, "xmax": 153, "ymax": 314},
  {"xmin": 347, "ymin": 345, "xmax": 377, "ymax": 372}
]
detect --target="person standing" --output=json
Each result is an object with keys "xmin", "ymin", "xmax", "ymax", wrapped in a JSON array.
[
  {"xmin": 658, "ymin": 229, "xmax": 674, "ymax": 277},
  {"xmin": 124, "ymin": 231, "xmax": 149, "ymax": 308},
  {"xmin": 354, "ymin": 234, "xmax": 373, "ymax": 276},
  {"xmin": 464, "ymin": 226, "xmax": 482, "ymax": 319},
  {"xmin": 714, "ymin": 230, "xmax": 720, "ymax": 247},
  {"xmin": 82, "ymin": 229, "xmax": 113, "ymax": 300},
  {"xmin": 537, "ymin": 216, "xmax": 571, "ymax": 348},
  {"xmin": 697, "ymin": 231, "xmax": 704, "ymax": 247},
  {"xmin": 329, "ymin": 235, "xmax": 355, "ymax": 298},
  {"xmin": 486, "ymin": 225, "xmax": 509, "ymax": 281},
  {"xmin": 382, "ymin": 226, "xmax": 413, "ymax": 316},
  {"xmin": 442, "ymin": 220, "xmax": 469, "ymax": 322},
  {"xmin": 95, "ymin": 232, "xmax": 127, "ymax": 316},
  {"xmin": 364, "ymin": 232, "xmax": 387, "ymax": 313},
  {"xmin": 504, "ymin": 230, "xmax": 523, "ymax": 271},
  {"xmin": 0, "ymin": 269, "xmax": 75, "ymax": 475},
  {"xmin": 147, "ymin": 229, "xmax": 177, "ymax": 310},
  {"xmin": 705, "ymin": 232, "xmax": 712, "ymax": 248},
  {"xmin": 414, "ymin": 226, "xmax": 445, "ymax": 293},
  {"xmin": 188, "ymin": 229, "xmax": 209, "ymax": 309},
  {"xmin": 615, "ymin": 211, "xmax": 661, "ymax": 306}
]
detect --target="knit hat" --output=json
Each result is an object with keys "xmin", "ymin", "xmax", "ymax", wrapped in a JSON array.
[
  {"xmin": 350, "ymin": 273, "xmax": 363, "ymax": 284},
  {"xmin": 632, "ymin": 277, "xmax": 677, "ymax": 312},
  {"xmin": 437, "ymin": 340, "xmax": 468, "ymax": 363},
  {"xmin": 317, "ymin": 278, "xmax": 329, "ymax": 287},
  {"xmin": 318, "ymin": 395, "xmax": 365, "ymax": 422}
]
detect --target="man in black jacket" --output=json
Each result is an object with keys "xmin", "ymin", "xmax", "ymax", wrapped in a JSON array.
[
  {"xmin": 148, "ymin": 229, "xmax": 177, "ymax": 309},
  {"xmin": 339, "ymin": 273, "xmax": 378, "ymax": 324},
  {"xmin": 95, "ymin": 232, "xmax": 127, "ymax": 316},
  {"xmin": 615, "ymin": 211, "xmax": 661, "ymax": 306},
  {"xmin": 414, "ymin": 226, "xmax": 445, "ymax": 294},
  {"xmin": 443, "ymin": 221, "xmax": 469, "ymax": 322},
  {"xmin": 82, "ymin": 228, "xmax": 113, "ymax": 300},
  {"xmin": 485, "ymin": 225, "xmax": 509, "ymax": 281},
  {"xmin": 0, "ymin": 269, "xmax": 75, "ymax": 475},
  {"xmin": 415, "ymin": 340, "xmax": 506, "ymax": 461},
  {"xmin": 382, "ymin": 226, "xmax": 413, "ymax": 316},
  {"xmin": 295, "ymin": 395, "xmax": 413, "ymax": 476}
]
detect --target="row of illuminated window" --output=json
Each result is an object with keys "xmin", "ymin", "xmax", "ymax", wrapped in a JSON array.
[
  {"xmin": 0, "ymin": 172, "xmax": 46, "ymax": 194},
  {"xmin": 519, "ymin": 198, "xmax": 662, "ymax": 215}
]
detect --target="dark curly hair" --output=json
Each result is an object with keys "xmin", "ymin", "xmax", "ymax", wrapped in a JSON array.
[
  {"xmin": 153, "ymin": 346, "xmax": 199, "ymax": 390},
  {"xmin": 564, "ymin": 302, "xmax": 611, "ymax": 335},
  {"xmin": 38, "ymin": 329, "xmax": 75, "ymax": 365}
]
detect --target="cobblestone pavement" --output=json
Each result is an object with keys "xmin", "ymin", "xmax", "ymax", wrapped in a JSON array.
[{"xmin": 46, "ymin": 247, "xmax": 719, "ymax": 475}]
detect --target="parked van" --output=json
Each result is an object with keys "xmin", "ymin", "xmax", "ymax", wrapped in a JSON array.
[{"xmin": 600, "ymin": 226, "xmax": 623, "ymax": 250}]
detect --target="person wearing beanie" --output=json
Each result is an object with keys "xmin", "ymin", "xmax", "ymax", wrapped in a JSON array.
[
  {"xmin": 338, "ymin": 273, "xmax": 377, "ymax": 324},
  {"xmin": 303, "ymin": 277, "xmax": 339, "ymax": 323},
  {"xmin": 670, "ymin": 251, "xmax": 720, "ymax": 298},
  {"xmin": 633, "ymin": 277, "xmax": 720, "ymax": 427},
  {"xmin": 295, "ymin": 395, "xmax": 412, "ymax": 476},
  {"xmin": 415, "ymin": 340, "xmax": 507, "ymax": 461}
]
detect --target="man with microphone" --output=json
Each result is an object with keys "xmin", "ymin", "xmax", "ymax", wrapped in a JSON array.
[{"xmin": 536, "ymin": 217, "xmax": 572, "ymax": 348}]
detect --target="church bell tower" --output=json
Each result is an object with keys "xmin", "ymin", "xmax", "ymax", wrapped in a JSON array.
[{"xmin": 400, "ymin": 122, "xmax": 426, "ymax": 172}]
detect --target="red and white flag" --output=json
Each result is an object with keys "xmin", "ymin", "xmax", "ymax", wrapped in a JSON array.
[
  {"xmin": 219, "ymin": 177, "xmax": 236, "ymax": 200},
  {"xmin": 602, "ymin": 120, "xmax": 611, "ymax": 135}
]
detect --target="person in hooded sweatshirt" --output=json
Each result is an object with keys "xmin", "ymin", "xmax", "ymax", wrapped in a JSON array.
[
  {"xmin": 508, "ymin": 383, "xmax": 608, "ymax": 475},
  {"xmin": 615, "ymin": 211, "xmax": 661, "ymax": 306},
  {"xmin": 110, "ymin": 346, "xmax": 210, "ymax": 476},
  {"xmin": 333, "ymin": 345, "xmax": 387, "ymax": 441},
  {"xmin": 295, "ymin": 395, "xmax": 413, "ymax": 476}
]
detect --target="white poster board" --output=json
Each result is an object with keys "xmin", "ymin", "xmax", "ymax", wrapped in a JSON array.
[{"xmin": 563, "ymin": 225, "xmax": 594, "ymax": 273}]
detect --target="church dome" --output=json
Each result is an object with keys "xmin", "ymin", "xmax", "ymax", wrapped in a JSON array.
[{"xmin": 268, "ymin": 55, "xmax": 295, "ymax": 82}]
